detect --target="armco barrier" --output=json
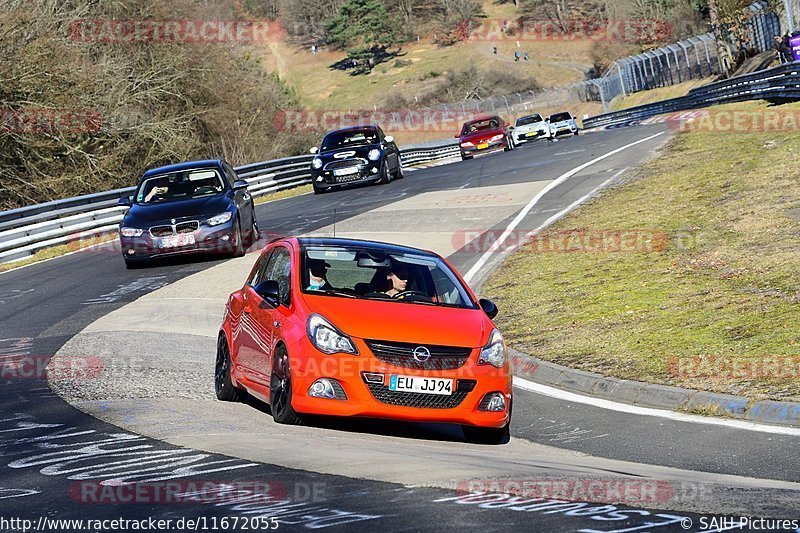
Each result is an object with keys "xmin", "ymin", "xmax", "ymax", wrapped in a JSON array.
[
  {"xmin": 583, "ymin": 61, "xmax": 800, "ymax": 129},
  {"xmin": 0, "ymin": 142, "xmax": 459, "ymax": 264}
]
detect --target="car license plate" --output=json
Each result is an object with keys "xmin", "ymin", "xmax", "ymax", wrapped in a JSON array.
[
  {"xmin": 159, "ymin": 234, "xmax": 195, "ymax": 248},
  {"xmin": 333, "ymin": 166, "xmax": 359, "ymax": 177},
  {"xmin": 477, "ymin": 143, "xmax": 489, "ymax": 150},
  {"xmin": 526, "ymin": 132, "xmax": 537, "ymax": 137},
  {"xmin": 389, "ymin": 375, "xmax": 453, "ymax": 395}
]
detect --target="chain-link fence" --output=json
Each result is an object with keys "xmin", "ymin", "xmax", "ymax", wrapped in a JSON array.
[{"xmin": 395, "ymin": 1, "xmax": 784, "ymax": 121}]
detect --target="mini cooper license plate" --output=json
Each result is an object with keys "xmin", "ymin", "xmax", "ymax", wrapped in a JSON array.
[
  {"xmin": 333, "ymin": 166, "xmax": 359, "ymax": 177},
  {"xmin": 159, "ymin": 234, "xmax": 195, "ymax": 248},
  {"xmin": 389, "ymin": 375, "xmax": 453, "ymax": 395},
  {"xmin": 526, "ymin": 132, "xmax": 537, "ymax": 137},
  {"xmin": 477, "ymin": 143, "xmax": 489, "ymax": 150}
]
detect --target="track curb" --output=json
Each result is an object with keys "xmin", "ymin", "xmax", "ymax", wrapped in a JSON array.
[{"xmin": 509, "ymin": 348, "xmax": 800, "ymax": 428}]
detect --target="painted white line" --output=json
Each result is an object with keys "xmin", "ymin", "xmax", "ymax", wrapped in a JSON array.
[
  {"xmin": 513, "ymin": 376, "xmax": 800, "ymax": 437},
  {"xmin": 463, "ymin": 131, "xmax": 665, "ymax": 283}
]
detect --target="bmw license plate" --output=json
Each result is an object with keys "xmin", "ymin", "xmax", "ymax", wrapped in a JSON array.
[
  {"xmin": 159, "ymin": 234, "xmax": 195, "ymax": 248},
  {"xmin": 333, "ymin": 166, "xmax": 359, "ymax": 177},
  {"xmin": 477, "ymin": 143, "xmax": 489, "ymax": 150},
  {"xmin": 389, "ymin": 375, "xmax": 453, "ymax": 395},
  {"xmin": 526, "ymin": 132, "xmax": 537, "ymax": 137}
]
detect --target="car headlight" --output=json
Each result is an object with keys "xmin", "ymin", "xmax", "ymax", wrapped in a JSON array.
[
  {"xmin": 312, "ymin": 157, "xmax": 323, "ymax": 169},
  {"xmin": 460, "ymin": 142, "xmax": 474, "ymax": 148},
  {"xmin": 478, "ymin": 329, "xmax": 507, "ymax": 368},
  {"xmin": 120, "ymin": 227, "xmax": 143, "ymax": 238},
  {"xmin": 490, "ymin": 134, "xmax": 504, "ymax": 142},
  {"xmin": 206, "ymin": 212, "xmax": 233, "ymax": 226},
  {"xmin": 307, "ymin": 314, "xmax": 358, "ymax": 355},
  {"xmin": 367, "ymin": 149, "xmax": 381, "ymax": 161}
]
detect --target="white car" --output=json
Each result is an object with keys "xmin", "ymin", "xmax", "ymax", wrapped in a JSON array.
[
  {"xmin": 512, "ymin": 114, "xmax": 548, "ymax": 144},
  {"xmin": 547, "ymin": 111, "xmax": 579, "ymax": 139}
]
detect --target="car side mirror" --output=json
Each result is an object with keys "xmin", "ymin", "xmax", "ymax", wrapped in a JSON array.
[
  {"xmin": 479, "ymin": 298, "xmax": 498, "ymax": 319},
  {"xmin": 233, "ymin": 180, "xmax": 249, "ymax": 190},
  {"xmin": 454, "ymin": 134, "xmax": 460, "ymax": 138},
  {"xmin": 118, "ymin": 196, "xmax": 131, "ymax": 207},
  {"xmin": 384, "ymin": 135, "xmax": 394, "ymax": 144},
  {"xmin": 309, "ymin": 147, "xmax": 318, "ymax": 154},
  {"xmin": 254, "ymin": 280, "xmax": 280, "ymax": 305}
]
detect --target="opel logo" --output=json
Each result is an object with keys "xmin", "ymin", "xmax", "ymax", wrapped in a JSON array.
[{"xmin": 412, "ymin": 346, "xmax": 431, "ymax": 363}]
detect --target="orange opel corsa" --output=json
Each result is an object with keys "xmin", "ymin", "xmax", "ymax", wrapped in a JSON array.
[{"xmin": 216, "ymin": 237, "xmax": 512, "ymax": 443}]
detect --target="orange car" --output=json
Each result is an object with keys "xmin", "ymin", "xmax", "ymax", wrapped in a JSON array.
[{"xmin": 216, "ymin": 237, "xmax": 512, "ymax": 443}]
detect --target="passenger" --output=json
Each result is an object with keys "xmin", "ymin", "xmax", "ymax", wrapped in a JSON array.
[{"xmin": 306, "ymin": 258, "xmax": 333, "ymax": 291}]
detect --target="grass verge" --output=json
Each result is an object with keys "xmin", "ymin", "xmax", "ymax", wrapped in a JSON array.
[
  {"xmin": 484, "ymin": 100, "xmax": 800, "ymax": 402},
  {"xmin": 0, "ymin": 233, "xmax": 119, "ymax": 274},
  {"xmin": 254, "ymin": 184, "xmax": 313, "ymax": 205}
]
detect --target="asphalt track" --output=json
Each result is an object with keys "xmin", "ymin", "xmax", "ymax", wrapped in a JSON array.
[{"xmin": 1, "ymin": 123, "xmax": 799, "ymax": 532}]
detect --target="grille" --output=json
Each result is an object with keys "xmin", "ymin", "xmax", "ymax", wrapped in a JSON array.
[
  {"xmin": 366, "ymin": 340, "xmax": 471, "ymax": 370},
  {"xmin": 150, "ymin": 225, "xmax": 174, "ymax": 238},
  {"xmin": 176, "ymin": 221, "xmax": 199, "ymax": 234},
  {"xmin": 364, "ymin": 381, "xmax": 469, "ymax": 409},
  {"xmin": 325, "ymin": 159, "xmax": 367, "ymax": 171},
  {"xmin": 334, "ymin": 173, "xmax": 364, "ymax": 184}
]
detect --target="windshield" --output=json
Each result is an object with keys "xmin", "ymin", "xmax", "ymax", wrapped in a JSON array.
[
  {"xmin": 550, "ymin": 112, "xmax": 572, "ymax": 122},
  {"xmin": 301, "ymin": 245, "xmax": 476, "ymax": 309},
  {"xmin": 135, "ymin": 168, "xmax": 226, "ymax": 204},
  {"xmin": 462, "ymin": 117, "xmax": 500, "ymax": 135},
  {"xmin": 321, "ymin": 129, "xmax": 379, "ymax": 151},
  {"xmin": 516, "ymin": 114, "xmax": 542, "ymax": 126}
]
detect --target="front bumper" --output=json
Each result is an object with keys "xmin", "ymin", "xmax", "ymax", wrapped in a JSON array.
[
  {"xmin": 460, "ymin": 138, "xmax": 507, "ymax": 158},
  {"xmin": 120, "ymin": 219, "xmax": 238, "ymax": 261},
  {"xmin": 550, "ymin": 125, "xmax": 578, "ymax": 137},
  {"xmin": 311, "ymin": 161, "xmax": 382, "ymax": 189},
  {"xmin": 516, "ymin": 130, "xmax": 546, "ymax": 143},
  {"xmin": 289, "ymin": 338, "xmax": 512, "ymax": 428}
]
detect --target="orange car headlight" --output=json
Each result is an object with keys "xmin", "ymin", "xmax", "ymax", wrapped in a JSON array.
[
  {"xmin": 307, "ymin": 314, "xmax": 358, "ymax": 355},
  {"xmin": 478, "ymin": 329, "xmax": 507, "ymax": 368}
]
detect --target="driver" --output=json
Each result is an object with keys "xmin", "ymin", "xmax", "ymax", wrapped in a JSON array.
[
  {"xmin": 384, "ymin": 262, "xmax": 411, "ymax": 297},
  {"xmin": 144, "ymin": 178, "xmax": 169, "ymax": 202}
]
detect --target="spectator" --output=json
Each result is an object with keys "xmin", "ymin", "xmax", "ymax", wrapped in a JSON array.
[
  {"xmin": 493, "ymin": 45, "xmax": 497, "ymax": 55},
  {"xmin": 514, "ymin": 51, "xmax": 520, "ymax": 61},
  {"xmin": 524, "ymin": 51, "xmax": 529, "ymax": 61},
  {"xmin": 775, "ymin": 35, "xmax": 790, "ymax": 63}
]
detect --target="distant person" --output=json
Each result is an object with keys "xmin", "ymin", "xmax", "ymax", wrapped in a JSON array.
[
  {"xmin": 524, "ymin": 51, "xmax": 529, "ymax": 61},
  {"xmin": 311, "ymin": 44, "xmax": 317, "ymax": 54},
  {"xmin": 492, "ymin": 45, "xmax": 497, "ymax": 55},
  {"xmin": 514, "ymin": 51, "xmax": 520, "ymax": 62}
]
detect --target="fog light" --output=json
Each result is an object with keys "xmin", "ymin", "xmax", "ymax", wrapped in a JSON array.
[
  {"xmin": 479, "ymin": 392, "xmax": 506, "ymax": 412},
  {"xmin": 127, "ymin": 249, "xmax": 135, "ymax": 255},
  {"xmin": 221, "ymin": 235, "xmax": 230, "ymax": 242},
  {"xmin": 316, "ymin": 176, "xmax": 324, "ymax": 182},
  {"xmin": 308, "ymin": 378, "xmax": 346, "ymax": 400},
  {"xmin": 370, "ymin": 167, "xmax": 378, "ymax": 174}
]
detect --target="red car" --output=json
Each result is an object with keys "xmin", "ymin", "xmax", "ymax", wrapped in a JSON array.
[
  {"xmin": 456, "ymin": 115, "xmax": 514, "ymax": 160},
  {"xmin": 216, "ymin": 237, "xmax": 512, "ymax": 444}
]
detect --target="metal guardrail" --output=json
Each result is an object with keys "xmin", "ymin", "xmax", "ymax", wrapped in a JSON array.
[
  {"xmin": 583, "ymin": 62, "xmax": 800, "ymax": 130},
  {"xmin": 0, "ymin": 142, "xmax": 459, "ymax": 264}
]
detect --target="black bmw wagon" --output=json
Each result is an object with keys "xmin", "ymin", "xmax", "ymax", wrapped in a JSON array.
[{"xmin": 118, "ymin": 159, "xmax": 258, "ymax": 269}]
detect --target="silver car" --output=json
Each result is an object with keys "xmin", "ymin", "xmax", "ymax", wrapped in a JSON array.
[{"xmin": 547, "ymin": 111, "xmax": 579, "ymax": 139}]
